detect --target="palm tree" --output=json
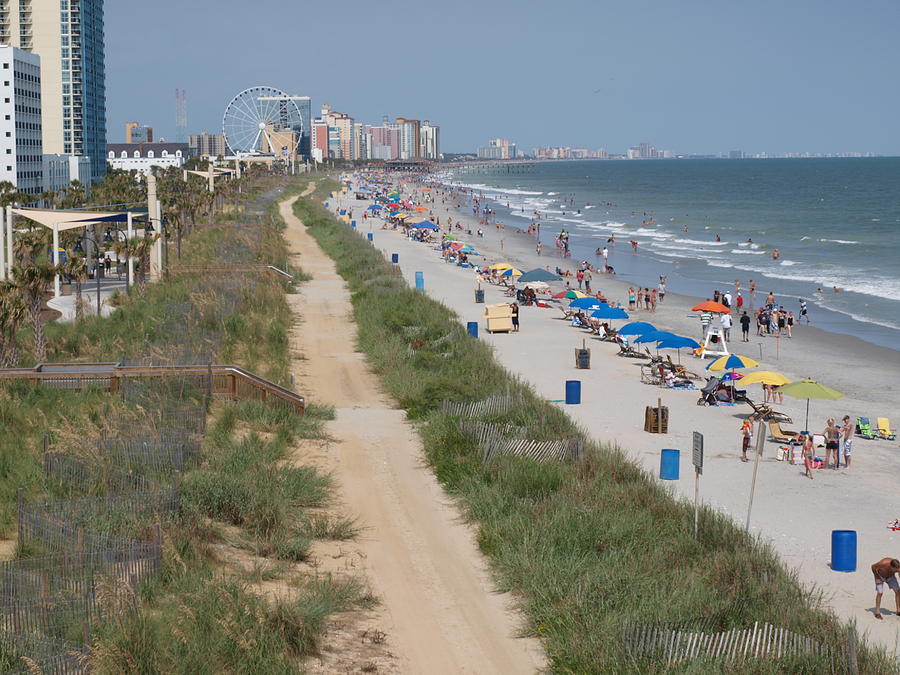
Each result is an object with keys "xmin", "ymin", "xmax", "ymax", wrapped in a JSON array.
[
  {"xmin": 0, "ymin": 281, "xmax": 26, "ymax": 367},
  {"xmin": 130, "ymin": 235, "xmax": 158, "ymax": 297},
  {"xmin": 61, "ymin": 255, "xmax": 88, "ymax": 320},
  {"xmin": 12, "ymin": 261, "xmax": 56, "ymax": 362}
]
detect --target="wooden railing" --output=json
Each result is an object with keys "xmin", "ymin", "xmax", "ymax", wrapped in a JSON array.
[
  {"xmin": 0, "ymin": 362, "xmax": 305, "ymax": 414},
  {"xmin": 171, "ymin": 264, "xmax": 293, "ymax": 279}
]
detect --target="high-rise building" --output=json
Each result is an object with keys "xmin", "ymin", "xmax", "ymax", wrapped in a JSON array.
[
  {"xmin": 0, "ymin": 46, "xmax": 43, "ymax": 194},
  {"xmin": 419, "ymin": 120, "xmax": 440, "ymax": 159},
  {"xmin": 477, "ymin": 138, "xmax": 515, "ymax": 160},
  {"xmin": 294, "ymin": 96, "xmax": 311, "ymax": 159},
  {"xmin": 125, "ymin": 122, "xmax": 152, "ymax": 143},
  {"xmin": 1, "ymin": 0, "xmax": 107, "ymax": 182},
  {"xmin": 310, "ymin": 121, "xmax": 328, "ymax": 162},
  {"xmin": 395, "ymin": 118, "xmax": 420, "ymax": 159},
  {"xmin": 188, "ymin": 131, "xmax": 227, "ymax": 158},
  {"xmin": 365, "ymin": 125, "xmax": 399, "ymax": 160}
]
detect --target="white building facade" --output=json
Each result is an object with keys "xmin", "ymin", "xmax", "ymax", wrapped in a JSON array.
[
  {"xmin": 0, "ymin": 46, "xmax": 43, "ymax": 195},
  {"xmin": 106, "ymin": 143, "xmax": 188, "ymax": 175}
]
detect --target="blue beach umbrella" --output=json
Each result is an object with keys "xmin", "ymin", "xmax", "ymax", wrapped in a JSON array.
[
  {"xmin": 569, "ymin": 297, "xmax": 607, "ymax": 310},
  {"xmin": 656, "ymin": 336, "xmax": 701, "ymax": 350},
  {"xmin": 412, "ymin": 220, "xmax": 439, "ymax": 230},
  {"xmin": 367, "ymin": 204, "xmax": 382, "ymax": 211},
  {"xmin": 618, "ymin": 321, "xmax": 656, "ymax": 336},
  {"xmin": 518, "ymin": 268, "xmax": 562, "ymax": 283},
  {"xmin": 591, "ymin": 306, "xmax": 629, "ymax": 320},
  {"xmin": 633, "ymin": 330, "xmax": 678, "ymax": 344}
]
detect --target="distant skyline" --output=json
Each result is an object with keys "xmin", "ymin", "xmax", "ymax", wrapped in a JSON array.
[{"xmin": 107, "ymin": 1, "xmax": 900, "ymax": 156}]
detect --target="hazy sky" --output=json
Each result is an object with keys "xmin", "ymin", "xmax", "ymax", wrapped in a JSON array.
[{"xmin": 107, "ymin": 1, "xmax": 900, "ymax": 155}]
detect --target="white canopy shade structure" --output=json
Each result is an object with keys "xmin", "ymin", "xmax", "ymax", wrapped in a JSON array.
[{"xmin": 3, "ymin": 207, "xmax": 144, "ymax": 297}]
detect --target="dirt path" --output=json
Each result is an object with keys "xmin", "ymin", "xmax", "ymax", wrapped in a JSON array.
[{"xmin": 281, "ymin": 191, "xmax": 545, "ymax": 674}]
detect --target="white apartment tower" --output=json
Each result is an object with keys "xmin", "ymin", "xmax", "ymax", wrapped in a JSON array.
[
  {"xmin": 0, "ymin": 46, "xmax": 43, "ymax": 194},
  {"xmin": 0, "ymin": 0, "xmax": 106, "ymax": 182},
  {"xmin": 419, "ymin": 120, "xmax": 440, "ymax": 160}
]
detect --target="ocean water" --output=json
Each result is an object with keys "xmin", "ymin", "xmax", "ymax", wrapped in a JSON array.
[{"xmin": 443, "ymin": 158, "xmax": 900, "ymax": 351}]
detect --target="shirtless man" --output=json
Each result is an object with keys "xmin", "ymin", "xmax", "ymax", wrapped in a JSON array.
[
  {"xmin": 872, "ymin": 558, "xmax": 900, "ymax": 619},
  {"xmin": 841, "ymin": 415, "xmax": 853, "ymax": 469}
]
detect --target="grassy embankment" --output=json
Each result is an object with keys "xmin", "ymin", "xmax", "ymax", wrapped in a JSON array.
[
  {"xmin": 0, "ymin": 181, "xmax": 370, "ymax": 672},
  {"xmin": 294, "ymin": 179, "xmax": 895, "ymax": 674}
]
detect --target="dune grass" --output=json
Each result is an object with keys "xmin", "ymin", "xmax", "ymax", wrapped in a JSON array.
[{"xmin": 294, "ymin": 180, "xmax": 895, "ymax": 674}]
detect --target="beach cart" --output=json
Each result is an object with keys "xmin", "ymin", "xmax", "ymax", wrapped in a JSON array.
[{"xmin": 484, "ymin": 303, "xmax": 514, "ymax": 334}]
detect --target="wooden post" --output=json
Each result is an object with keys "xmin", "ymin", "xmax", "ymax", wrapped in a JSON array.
[
  {"xmin": 657, "ymin": 397, "xmax": 663, "ymax": 434},
  {"xmin": 694, "ymin": 467, "xmax": 700, "ymax": 540},
  {"xmin": 847, "ymin": 625, "xmax": 858, "ymax": 675}
]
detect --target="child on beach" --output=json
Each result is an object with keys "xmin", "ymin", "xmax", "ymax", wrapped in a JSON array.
[
  {"xmin": 801, "ymin": 432, "xmax": 815, "ymax": 479},
  {"xmin": 740, "ymin": 418, "xmax": 753, "ymax": 462}
]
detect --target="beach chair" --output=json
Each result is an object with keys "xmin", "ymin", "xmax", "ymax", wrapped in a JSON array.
[
  {"xmin": 666, "ymin": 355, "xmax": 702, "ymax": 380},
  {"xmin": 876, "ymin": 417, "xmax": 897, "ymax": 441},
  {"xmin": 855, "ymin": 417, "xmax": 876, "ymax": 439},
  {"xmin": 768, "ymin": 420, "xmax": 799, "ymax": 442},
  {"xmin": 744, "ymin": 399, "xmax": 793, "ymax": 424}
]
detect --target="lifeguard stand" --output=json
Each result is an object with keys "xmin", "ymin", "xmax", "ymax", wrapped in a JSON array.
[{"xmin": 700, "ymin": 326, "xmax": 729, "ymax": 359}]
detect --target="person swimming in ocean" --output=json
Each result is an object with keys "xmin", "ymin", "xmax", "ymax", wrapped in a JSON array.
[
  {"xmin": 772, "ymin": 248, "xmax": 780, "ymax": 260},
  {"xmin": 715, "ymin": 234, "xmax": 721, "ymax": 242}
]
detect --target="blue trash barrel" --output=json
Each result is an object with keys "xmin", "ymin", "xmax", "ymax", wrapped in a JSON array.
[
  {"xmin": 391, "ymin": 253, "xmax": 399, "ymax": 264},
  {"xmin": 367, "ymin": 233, "xmax": 373, "ymax": 242},
  {"xmin": 467, "ymin": 322, "xmax": 478, "ymax": 338},
  {"xmin": 351, "ymin": 220, "xmax": 356, "ymax": 227},
  {"xmin": 339, "ymin": 209, "xmax": 346, "ymax": 216},
  {"xmin": 565, "ymin": 380, "xmax": 581, "ymax": 404},
  {"xmin": 415, "ymin": 271, "xmax": 424, "ymax": 291},
  {"xmin": 660, "ymin": 449, "xmax": 680, "ymax": 480},
  {"xmin": 831, "ymin": 530, "xmax": 857, "ymax": 572},
  {"xmin": 324, "ymin": 202, "xmax": 329, "ymax": 208}
]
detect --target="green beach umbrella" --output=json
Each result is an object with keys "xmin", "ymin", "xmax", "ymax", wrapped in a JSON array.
[{"xmin": 778, "ymin": 378, "xmax": 844, "ymax": 431}]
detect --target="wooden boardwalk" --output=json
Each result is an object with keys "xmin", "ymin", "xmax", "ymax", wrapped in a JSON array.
[{"xmin": 0, "ymin": 362, "xmax": 305, "ymax": 414}]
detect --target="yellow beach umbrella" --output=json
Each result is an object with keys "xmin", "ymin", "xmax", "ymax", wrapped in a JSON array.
[
  {"xmin": 488, "ymin": 263, "xmax": 514, "ymax": 271},
  {"xmin": 740, "ymin": 371, "xmax": 792, "ymax": 386},
  {"xmin": 707, "ymin": 354, "xmax": 759, "ymax": 372},
  {"xmin": 395, "ymin": 213, "xmax": 410, "ymax": 219}
]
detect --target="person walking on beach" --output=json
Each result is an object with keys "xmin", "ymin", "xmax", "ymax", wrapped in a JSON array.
[
  {"xmin": 700, "ymin": 309, "xmax": 712, "ymax": 337},
  {"xmin": 720, "ymin": 312, "xmax": 732, "ymax": 341},
  {"xmin": 601, "ymin": 247, "xmax": 609, "ymax": 268},
  {"xmin": 583, "ymin": 269, "xmax": 592, "ymax": 294},
  {"xmin": 510, "ymin": 303, "xmax": 519, "ymax": 332},
  {"xmin": 536, "ymin": 241, "xmax": 543, "ymax": 256},
  {"xmin": 799, "ymin": 299, "xmax": 809, "ymax": 324},
  {"xmin": 650, "ymin": 288, "xmax": 657, "ymax": 312},
  {"xmin": 749, "ymin": 279, "xmax": 757, "ymax": 304},
  {"xmin": 871, "ymin": 558, "xmax": 900, "ymax": 619},
  {"xmin": 786, "ymin": 311, "xmax": 794, "ymax": 338},
  {"xmin": 740, "ymin": 418, "xmax": 753, "ymax": 462},
  {"xmin": 658, "ymin": 278, "xmax": 666, "ymax": 303},
  {"xmin": 841, "ymin": 415, "xmax": 853, "ymax": 469},
  {"xmin": 740, "ymin": 311, "xmax": 751, "ymax": 342}
]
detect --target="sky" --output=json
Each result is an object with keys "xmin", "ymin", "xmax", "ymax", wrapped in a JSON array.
[{"xmin": 106, "ymin": 1, "xmax": 900, "ymax": 155}]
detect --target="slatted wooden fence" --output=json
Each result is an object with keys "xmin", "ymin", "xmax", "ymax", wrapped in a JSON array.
[
  {"xmin": 442, "ymin": 394, "xmax": 524, "ymax": 418},
  {"xmin": 456, "ymin": 418, "xmax": 583, "ymax": 463},
  {"xmin": 621, "ymin": 620, "xmax": 835, "ymax": 667}
]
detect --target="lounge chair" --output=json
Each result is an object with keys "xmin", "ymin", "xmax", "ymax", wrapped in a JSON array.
[
  {"xmin": 768, "ymin": 420, "xmax": 799, "ymax": 443},
  {"xmin": 856, "ymin": 417, "xmax": 875, "ymax": 439},
  {"xmin": 876, "ymin": 417, "xmax": 897, "ymax": 441},
  {"xmin": 744, "ymin": 398, "xmax": 793, "ymax": 423},
  {"xmin": 666, "ymin": 355, "xmax": 702, "ymax": 380}
]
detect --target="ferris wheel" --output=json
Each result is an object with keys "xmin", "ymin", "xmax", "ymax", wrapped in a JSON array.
[{"xmin": 222, "ymin": 86, "xmax": 304, "ymax": 157}]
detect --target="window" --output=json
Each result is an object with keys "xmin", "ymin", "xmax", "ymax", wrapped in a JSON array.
[
  {"xmin": 5, "ymin": 166, "xmax": 10, "ymax": 171},
  {"xmin": 161, "ymin": 150, "xmax": 168, "ymax": 157},
  {"xmin": 2, "ymin": 64, "xmax": 7, "ymax": 70},
  {"xmin": 120, "ymin": 151, "xmax": 126, "ymax": 158},
  {"xmin": 146, "ymin": 150, "xmax": 154, "ymax": 158},
  {"xmin": 133, "ymin": 150, "xmax": 139, "ymax": 158},
  {"xmin": 107, "ymin": 151, "xmax": 113, "ymax": 158}
]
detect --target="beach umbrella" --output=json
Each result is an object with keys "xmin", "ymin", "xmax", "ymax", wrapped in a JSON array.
[
  {"xmin": 634, "ymin": 330, "xmax": 677, "ymax": 344},
  {"xmin": 414, "ymin": 206, "xmax": 428, "ymax": 212},
  {"xmin": 720, "ymin": 372, "xmax": 744, "ymax": 382},
  {"xmin": 396, "ymin": 214, "xmax": 410, "ymax": 220},
  {"xmin": 707, "ymin": 354, "xmax": 759, "ymax": 371},
  {"xmin": 518, "ymin": 268, "xmax": 562, "ymax": 283},
  {"xmin": 499, "ymin": 267, "xmax": 523, "ymax": 277},
  {"xmin": 617, "ymin": 321, "xmax": 656, "ymax": 336},
  {"xmin": 591, "ymin": 306, "xmax": 629, "ymax": 320},
  {"xmin": 367, "ymin": 204, "xmax": 382, "ymax": 211},
  {"xmin": 692, "ymin": 300, "xmax": 731, "ymax": 314},
  {"xmin": 656, "ymin": 335, "xmax": 701, "ymax": 364},
  {"xmin": 739, "ymin": 371, "xmax": 792, "ymax": 386},
  {"xmin": 412, "ymin": 221, "xmax": 439, "ymax": 230},
  {"xmin": 778, "ymin": 378, "xmax": 844, "ymax": 430},
  {"xmin": 386, "ymin": 202, "xmax": 401, "ymax": 208},
  {"xmin": 569, "ymin": 297, "xmax": 607, "ymax": 310},
  {"xmin": 488, "ymin": 262, "xmax": 515, "ymax": 271},
  {"xmin": 552, "ymin": 290, "xmax": 586, "ymax": 299}
]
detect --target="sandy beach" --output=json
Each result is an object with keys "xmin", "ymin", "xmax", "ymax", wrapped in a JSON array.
[{"xmin": 332, "ymin": 174, "xmax": 900, "ymax": 653}]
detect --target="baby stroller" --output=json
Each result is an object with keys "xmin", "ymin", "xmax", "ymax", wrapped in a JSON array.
[{"xmin": 697, "ymin": 376, "xmax": 719, "ymax": 406}]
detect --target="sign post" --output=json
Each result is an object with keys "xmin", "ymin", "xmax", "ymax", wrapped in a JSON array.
[
  {"xmin": 745, "ymin": 419, "xmax": 766, "ymax": 532},
  {"xmin": 692, "ymin": 431, "xmax": 703, "ymax": 539}
]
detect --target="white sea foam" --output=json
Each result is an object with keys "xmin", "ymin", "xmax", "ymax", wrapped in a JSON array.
[
  {"xmin": 818, "ymin": 238, "xmax": 859, "ymax": 245},
  {"xmin": 779, "ymin": 260, "xmax": 799, "ymax": 266},
  {"xmin": 800, "ymin": 236, "xmax": 812, "ymax": 241},
  {"xmin": 729, "ymin": 249, "xmax": 766, "ymax": 255},
  {"xmin": 736, "ymin": 242, "xmax": 761, "ymax": 249},
  {"xmin": 674, "ymin": 238, "xmax": 728, "ymax": 246},
  {"xmin": 448, "ymin": 181, "xmax": 543, "ymax": 196}
]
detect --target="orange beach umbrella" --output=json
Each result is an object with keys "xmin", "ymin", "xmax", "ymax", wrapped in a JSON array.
[{"xmin": 692, "ymin": 300, "xmax": 731, "ymax": 314}]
